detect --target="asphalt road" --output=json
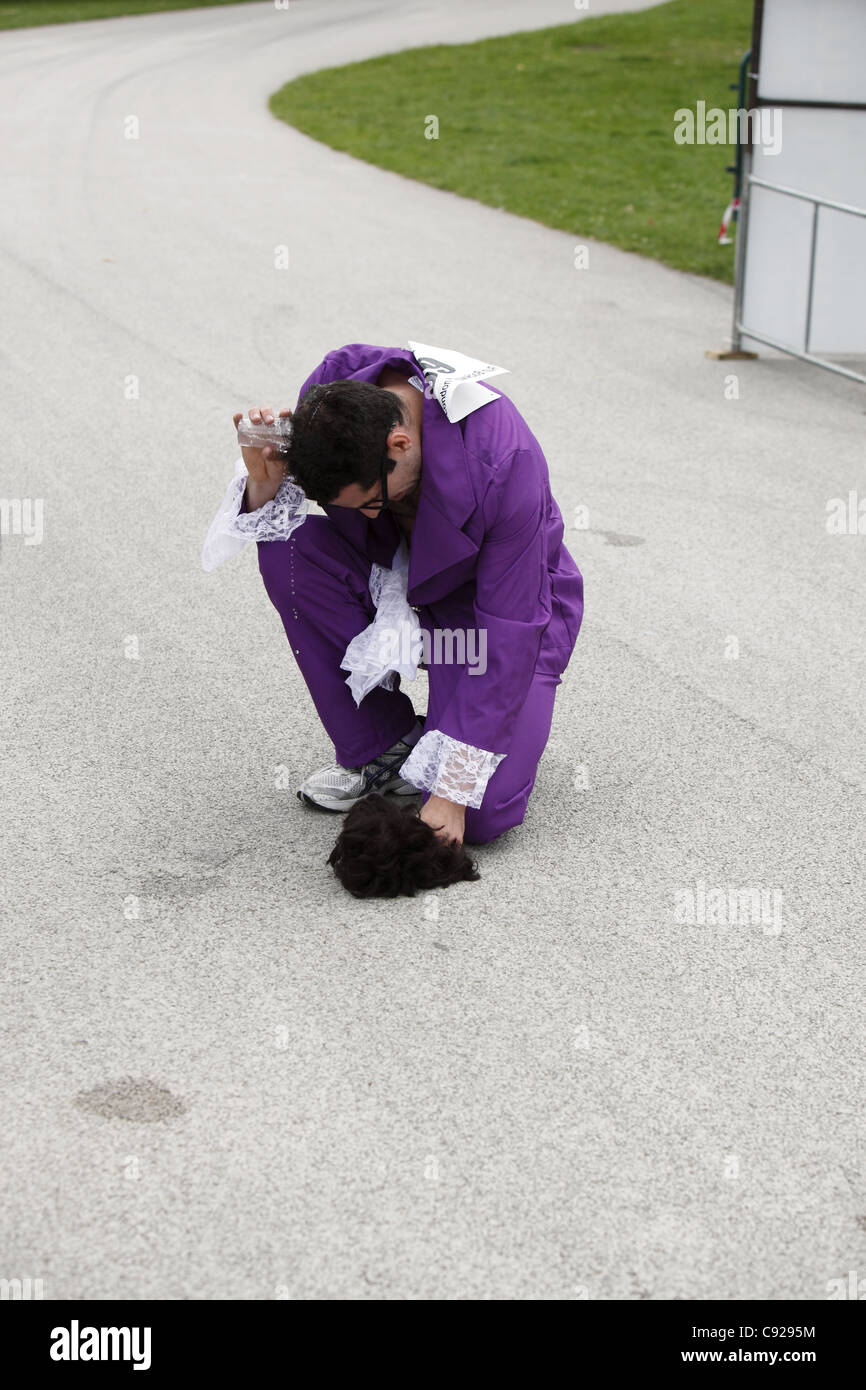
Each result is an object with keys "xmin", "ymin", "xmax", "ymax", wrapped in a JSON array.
[{"xmin": 1, "ymin": 0, "xmax": 864, "ymax": 1301}]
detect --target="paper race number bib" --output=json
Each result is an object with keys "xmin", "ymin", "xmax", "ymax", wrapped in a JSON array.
[{"xmin": 406, "ymin": 340, "xmax": 509, "ymax": 423}]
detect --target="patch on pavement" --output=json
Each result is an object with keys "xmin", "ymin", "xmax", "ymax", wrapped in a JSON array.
[
  {"xmin": 74, "ymin": 1077, "xmax": 187, "ymax": 1124},
  {"xmin": 588, "ymin": 529, "xmax": 646, "ymax": 547}
]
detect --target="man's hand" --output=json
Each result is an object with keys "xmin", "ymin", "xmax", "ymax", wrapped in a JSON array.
[
  {"xmin": 419, "ymin": 795, "xmax": 466, "ymax": 846},
  {"xmin": 233, "ymin": 405, "xmax": 292, "ymax": 511}
]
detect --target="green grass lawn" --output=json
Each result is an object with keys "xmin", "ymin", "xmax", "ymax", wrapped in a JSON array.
[
  {"xmin": 270, "ymin": 0, "xmax": 753, "ymax": 283},
  {"xmin": 0, "ymin": 0, "xmax": 260, "ymax": 27}
]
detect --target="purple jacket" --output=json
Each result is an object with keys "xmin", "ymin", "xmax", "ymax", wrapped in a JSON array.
[{"xmin": 296, "ymin": 343, "xmax": 583, "ymax": 760}]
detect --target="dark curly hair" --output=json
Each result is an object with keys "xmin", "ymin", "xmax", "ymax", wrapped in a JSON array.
[
  {"xmin": 327, "ymin": 793, "xmax": 481, "ymax": 898},
  {"xmin": 287, "ymin": 379, "xmax": 405, "ymax": 505}
]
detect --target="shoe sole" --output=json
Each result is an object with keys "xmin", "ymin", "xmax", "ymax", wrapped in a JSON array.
[{"xmin": 297, "ymin": 782, "xmax": 421, "ymax": 814}]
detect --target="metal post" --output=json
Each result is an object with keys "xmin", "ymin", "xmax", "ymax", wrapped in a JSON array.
[
  {"xmin": 733, "ymin": 50, "xmax": 751, "ymax": 203},
  {"xmin": 803, "ymin": 201, "xmax": 820, "ymax": 354},
  {"xmin": 731, "ymin": 144, "xmax": 752, "ymax": 351}
]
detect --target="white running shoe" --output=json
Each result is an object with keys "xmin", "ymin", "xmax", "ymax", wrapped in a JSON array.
[{"xmin": 297, "ymin": 718, "xmax": 424, "ymax": 813}]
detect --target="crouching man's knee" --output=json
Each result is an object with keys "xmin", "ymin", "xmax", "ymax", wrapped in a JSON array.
[{"xmin": 464, "ymin": 785, "xmax": 532, "ymax": 846}]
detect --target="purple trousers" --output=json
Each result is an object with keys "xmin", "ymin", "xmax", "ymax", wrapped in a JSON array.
[{"xmin": 257, "ymin": 517, "xmax": 560, "ymax": 845}]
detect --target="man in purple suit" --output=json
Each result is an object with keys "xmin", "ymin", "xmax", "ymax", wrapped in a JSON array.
[{"xmin": 204, "ymin": 342, "xmax": 583, "ymax": 895}]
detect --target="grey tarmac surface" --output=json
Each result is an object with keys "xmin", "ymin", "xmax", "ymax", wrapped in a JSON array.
[{"xmin": 1, "ymin": 0, "xmax": 864, "ymax": 1301}]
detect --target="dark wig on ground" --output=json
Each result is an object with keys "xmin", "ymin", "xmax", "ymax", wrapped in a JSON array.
[
  {"xmin": 327, "ymin": 793, "xmax": 481, "ymax": 898},
  {"xmin": 287, "ymin": 379, "xmax": 406, "ymax": 505}
]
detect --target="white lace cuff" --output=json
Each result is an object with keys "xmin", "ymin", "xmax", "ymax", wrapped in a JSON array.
[
  {"xmin": 201, "ymin": 457, "xmax": 308, "ymax": 571},
  {"xmin": 399, "ymin": 729, "xmax": 506, "ymax": 809}
]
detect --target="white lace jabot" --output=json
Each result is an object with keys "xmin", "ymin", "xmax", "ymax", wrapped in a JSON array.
[
  {"xmin": 201, "ymin": 344, "xmax": 510, "ymax": 808},
  {"xmin": 340, "ymin": 535, "xmax": 419, "ymax": 705}
]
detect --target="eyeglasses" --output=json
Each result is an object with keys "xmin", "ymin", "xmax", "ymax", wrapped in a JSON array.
[
  {"xmin": 357, "ymin": 454, "xmax": 393, "ymax": 512},
  {"xmin": 322, "ymin": 455, "xmax": 393, "ymax": 512}
]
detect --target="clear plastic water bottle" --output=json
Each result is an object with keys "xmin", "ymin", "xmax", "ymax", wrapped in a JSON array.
[{"xmin": 236, "ymin": 414, "xmax": 293, "ymax": 451}]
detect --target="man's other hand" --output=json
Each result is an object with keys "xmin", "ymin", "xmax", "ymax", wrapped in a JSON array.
[{"xmin": 419, "ymin": 795, "xmax": 466, "ymax": 846}]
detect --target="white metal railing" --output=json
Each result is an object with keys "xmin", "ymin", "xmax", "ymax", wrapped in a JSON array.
[{"xmin": 732, "ymin": 161, "xmax": 866, "ymax": 385}]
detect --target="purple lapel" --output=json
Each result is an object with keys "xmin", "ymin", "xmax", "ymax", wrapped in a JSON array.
[{"xmin": 405, "ymin": 391, "xmax": 479, "ymax": 604}]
